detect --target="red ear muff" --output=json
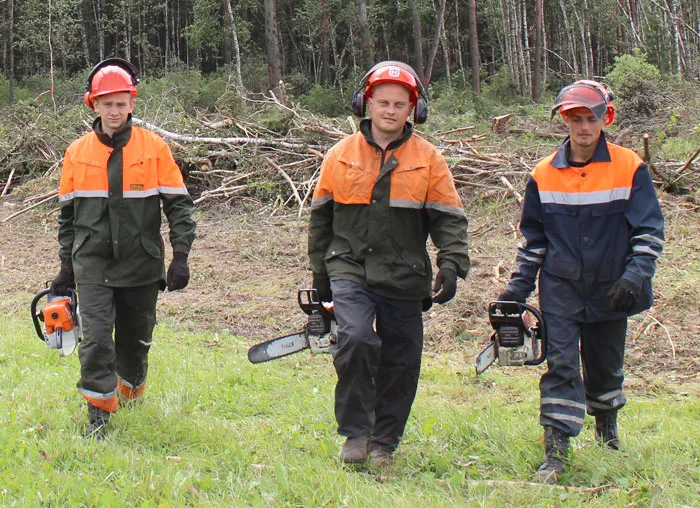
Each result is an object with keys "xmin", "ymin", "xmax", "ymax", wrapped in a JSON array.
[{"xmin": 83, "ymin": 91, "xmax": 94, "ymax": 110}]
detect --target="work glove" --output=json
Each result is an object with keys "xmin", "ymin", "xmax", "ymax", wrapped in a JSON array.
[
  {"xmin": 312, "ymin": 275, "xmax": 332, "ymax": 303},
  {"xmin": 432, "ymin": 268, "xmax": 457, "ymax": 304},
  {"xmin": 497, "ymin": 290, "xmax": 526, "ymax": 303},
  {"xmin": 606, "ymin": 278, "xmax": 641, "ymax": 313},
  {"xmin": 422, "ymin": 297, "xmax": 433, "ymax": 312},
  {"xmin": 50, "ymin": 266, "xmax": 75, "ymax": 295},
  {"xmin": 166, "ymin": 252, "xmax": 190, "ymax": 291}
]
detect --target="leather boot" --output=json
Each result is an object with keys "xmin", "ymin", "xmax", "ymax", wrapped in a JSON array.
[
  {"xmin": 340, "ymin": 437, "xmax": 370, "ymax": 464},
  {"xmin": 534, "ymin": 425, "xmax": 570, "ymax": 484},
  {"xmin": 86, "ymin": 403, "xmax": 111, "ymax": 440},
  {"xmin": 595, "ymin": 412, "xmax": 620, "ymax": 450}
]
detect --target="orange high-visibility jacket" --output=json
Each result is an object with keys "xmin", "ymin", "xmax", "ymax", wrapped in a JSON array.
[
  {"xmin": 505, "ymin": 133, "xmax": 664, "ymax": 321},
  {"xmin": 58, "ymin": 119, "xmax": 196, "ymax": 287},
  {"xmin": 308, "ymin": 120, "xmax": 469, "ymax": 300}
]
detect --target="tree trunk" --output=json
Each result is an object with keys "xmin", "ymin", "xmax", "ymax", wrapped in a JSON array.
[
  {"xmin": 355, "ymin": 0, "xmax": 374, "ymax": 70},
  {"xmin": 532, "ymin": 0, "xmax": 543, "ymax": 101},
  {"xmin": 8, "ymin": 0, "xmax": 14, "ymax": 104},
  {"xmin": 467, "ymin": 0, "xmax": 480, "ymax": 95},
  {"xmin": 407, "ymin": 0, "xmax": 425, "ymax": 82},
  {"xmin": 424, "ymin": 0, "xmax": 447, "ymax": 84},
  {"xmin": 223, "ymin": 0, "xmax": 244, "ymax": 89},
  {"xmin": 264, "ymin": 0, "xmax": 283, "ymax": 97},
  {"xmin": 221, "ymin": 0, "xmax": 233, "ymax": 65},
  {"xmin": 320, "ymin": 0, "xmax": 330, "ymax": 84}
]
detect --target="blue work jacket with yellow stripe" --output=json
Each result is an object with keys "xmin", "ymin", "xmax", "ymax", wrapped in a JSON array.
[{"xmin": 505, "ymin": 133, "xmax": 664, "ymax": 322}]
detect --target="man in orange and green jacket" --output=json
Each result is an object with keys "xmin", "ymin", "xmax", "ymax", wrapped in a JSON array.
[
  {"xmin": 308, "ymin": 61, "xmax": 470, "ymax": 465},
  {"xmin": 51, "ymin": 58, "xmax": 196, "ymax": 438}
]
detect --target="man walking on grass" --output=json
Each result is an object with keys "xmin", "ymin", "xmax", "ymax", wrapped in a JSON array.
[
  {"xmin": 498, "ymin": 80, "xmax": 664, "ymax": 483},
  {"xmin": 51, "ymin": 58, "xmax": 196, "ymax": 438},
  {"xmin": 308, "ymin": 61, "xmax": 470, "ymax": 465}
]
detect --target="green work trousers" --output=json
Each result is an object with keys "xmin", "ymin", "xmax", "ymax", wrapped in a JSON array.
[{"xmin": 76, "ymin": 282, "xmax": 159, "ymax": 401}]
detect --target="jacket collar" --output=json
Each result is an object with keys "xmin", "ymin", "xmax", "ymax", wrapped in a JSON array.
[
  {"xmin": 551, "ymin": 131, "xmax": 611, "ymax": 168},
  {"xmin": 359, "ymin": 118, "xmax": 414, "ymax": 152},
  {"xmin": 93, "ymin": 114, "xmax": 133, "ymax": 149}
]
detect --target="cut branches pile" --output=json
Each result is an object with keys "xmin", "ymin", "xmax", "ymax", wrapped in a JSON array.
[{"xmin": 1, "ymin": 92, "xmax": 699, "ymax": 222}]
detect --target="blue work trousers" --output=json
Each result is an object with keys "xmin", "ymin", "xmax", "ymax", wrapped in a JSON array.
[
  {"xmin": 330, "ymin": 280, "xmax": 424, "ymax": 451},
  {"xmin": 540, "ymin": 312, "xmax": 628, "ymax": 436}
]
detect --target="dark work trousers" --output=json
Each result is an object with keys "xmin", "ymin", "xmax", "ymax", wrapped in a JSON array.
[
  {"xmin": 540, "ymin": 312, "xmax": 628, "ymax": 437},
  {"xmin": 76, "ymin": 282, "xmax": 159, "ymax": 402},
  {"xmin": 330, "ymin": 279, "xmax": 424, "ymax": 452}
]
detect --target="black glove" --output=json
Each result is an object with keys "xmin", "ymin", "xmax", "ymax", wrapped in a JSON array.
[
  {"xmin": 606, "ymin": 278, "xmax": 641, "ymax": 313},
  {"xmin": 312, "ymin": 275, "xmax": 332, "ymax": 303},
  {"xmin": 50, "ymin": 266, "xmax": 75, "ymax": 295},
  {"xmin": 497, "ymin": 290, "xmax": 526, "ymax": 303},
  {"xmin": 432, "ymin": 268, "xmax": 457, "ymax": 304},
  {"xmin": 166, "ymin": 252, "xmax": 190, "ymax": 291},
  {"xmin": 422, "ymin": 297, "xmax": 433, "ymax": 312}
]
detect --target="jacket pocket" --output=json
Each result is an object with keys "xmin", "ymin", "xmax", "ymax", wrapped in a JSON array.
[
  {"xmin": 391, "ymin": 164, "xmax": 429, "ymax": 204},
  {"xmin": 324, "ymin": 237, "xmax": 351, "ymax": 262},
  {"xmin": 140, "ymin": 235, "xmax": 163, "ymax": 259},
  {"xmin": 72, "ymin": 231, "xmax": 90, "ymax": 256},
  {"xmin": 590, "ymin": 199, "xmax": 626, "ymax": 216}
]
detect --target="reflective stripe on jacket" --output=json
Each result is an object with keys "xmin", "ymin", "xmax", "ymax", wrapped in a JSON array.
[
  {"xmin": 308, "ymin": 120, "xmax": 470, "ymax": 300},
  {"xmin": 506, "ymin": 133, "xmax": 664, "ymax": 322},
  {"xmin": 58, "ymin": 117, "xmax": 196, "ymax": 287}
]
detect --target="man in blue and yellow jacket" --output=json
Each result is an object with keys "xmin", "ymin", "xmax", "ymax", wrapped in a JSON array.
[
  {"xmin": 499, "ymin": 80, "xmax": 664, "ymax": 483},
  {"xmin": 50, "ymin": 58, "xmax": 196, "ymax": 438},
  {"xmin": 308, "ymin": 62, "xmax": 470, "ymax": 465}
]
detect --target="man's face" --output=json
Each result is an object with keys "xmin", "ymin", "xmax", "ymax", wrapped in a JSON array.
[
  {"xmin": 93, "ymin": 92, "xmax": 135, "ymax": 135},
  {"xmin": 367, "ymin": 83, "xmax": 414, "ymax": 139},
  {"xmin": 562, "ymin": 107, "xmax": 607, "ymax": 151}
]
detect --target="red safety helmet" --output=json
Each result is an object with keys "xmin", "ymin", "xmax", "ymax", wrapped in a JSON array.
[
  {"xmin": 365, "ymin": 65, "xmax": 420, "ymax": 102},
  {"xmin": 551, "ymin": 79, "xmax": 615, "ymax": 126},
  {"xmin": 84, "ymin": 58, "xmax": 139, "ymax": 110}
]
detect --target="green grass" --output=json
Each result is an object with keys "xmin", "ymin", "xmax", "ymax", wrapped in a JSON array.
[{"xmin": 1, "ymin": 315, "xmax": 698, "ymax": 507}]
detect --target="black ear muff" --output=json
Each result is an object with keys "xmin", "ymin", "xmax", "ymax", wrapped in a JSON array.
[
  {"xmin": 414, "ymin": 97, "xmax": 428, "ymax": 124},
  {"xmin": 351, "ymin": 90, "xmax": 366, "ymax": 118}
]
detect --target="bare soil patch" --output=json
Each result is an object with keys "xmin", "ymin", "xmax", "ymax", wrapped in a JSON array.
[{"xmin": 1, "ymin": 186, "xmax": 697, "ymax": 388}]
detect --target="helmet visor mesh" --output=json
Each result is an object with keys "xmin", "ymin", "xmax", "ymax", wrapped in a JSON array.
[{"xmin": 552, "ymin": 84, "xmax": 608, "ymax": 121}]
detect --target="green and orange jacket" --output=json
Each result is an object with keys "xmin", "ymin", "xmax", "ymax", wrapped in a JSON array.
[
  {"xmin": 57, "ymin": 116, "xmax": 196, "ymax": 287},
  {"xmin": 308, "ymin": 120, "xmax": 470, "ymax": 300}
]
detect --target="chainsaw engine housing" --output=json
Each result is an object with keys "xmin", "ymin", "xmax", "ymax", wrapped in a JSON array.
[
  {"xmin": 31, "ymin": 288, "xmax": 82, "ymax": 356},
  {"xmin": 475, "ymin": 301, "xmax": 546, "ymax": 374}
]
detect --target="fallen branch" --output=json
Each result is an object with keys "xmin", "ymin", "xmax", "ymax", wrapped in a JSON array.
[
  {"xmin": 500, "ymin": 176, "xmax": 523, "ymax": 205},
  {"xmin": 1, "ymin": 191, "xmax": 58, "ymax": 223},
  {"xmin": 1, "ymin": 167, "xmax": 15, "ymax": 197},
  {"xmin": 463, "ymin": 479, "xmax": 621, "ymax": 494},
  {"xmin": 263, "ymin": 156, "xmax": 303, "ymax": 208}
]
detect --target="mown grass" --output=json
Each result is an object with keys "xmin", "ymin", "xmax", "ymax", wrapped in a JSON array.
[{"xmin": 0, "ymin": 314, "xmax": 698, "ymax": 507}]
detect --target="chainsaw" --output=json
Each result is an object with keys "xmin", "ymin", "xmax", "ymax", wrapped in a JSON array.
[
  {"xmin": 30, "ymin": 287, "xmax": 82, "ymax": 356},
  {"xmin": 475, "ymin": 301, "xmax": 547, "ymax": 375},
  {"xmin": 248, "ymin": 289, "xmax": 337, "ymax": 363}
]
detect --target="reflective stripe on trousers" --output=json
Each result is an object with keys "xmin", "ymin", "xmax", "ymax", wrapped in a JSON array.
[
  {"xmin": 540, "ymin": 312, "xmax": 627, "ymax": 436},
  {"xmin": 76, "ymin": 282, "xmax": 159, "ymax": 399}
]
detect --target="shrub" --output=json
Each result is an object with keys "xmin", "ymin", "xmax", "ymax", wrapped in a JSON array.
[
  {"xmin": 299, "ymin": 84, "xmax": 345, "ymax": 117},
  {"xmin": 606, "ymin": 51, "xmax": 663, "ymax": 122}
]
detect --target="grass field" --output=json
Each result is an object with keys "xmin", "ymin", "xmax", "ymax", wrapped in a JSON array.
[{"xmin": 1, "ymin": 312, "xmax": 697, "ymax": 507}]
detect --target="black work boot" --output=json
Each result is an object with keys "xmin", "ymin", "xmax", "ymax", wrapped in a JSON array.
[
  {"xmin": 86, "ymin": 403, "xmax": 111, "ymax": 440},
  {"xmin": 368, "ymin": 441, "xmax": 395, "ymax": 466},
  {"xmin": 595, "ymin": 412, "xmax": 620, "ymax": 450},
  {"xmin": 340, "ymin": 437, "xmax": 370, "ymax": 464},
  {"xmin": 534, "ymin": 425, "xmax": 570, "ymax": 484}
]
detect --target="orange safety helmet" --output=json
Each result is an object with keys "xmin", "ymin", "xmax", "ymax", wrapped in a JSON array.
[
  {"xmin": 84, "ymin": 58, "xmax": 139, "ymax": 110},
  {"xmin": 351, "ymin": 61, "xmax": 429, "ymax": 124},
  {"xmin": 551, "ymin": 79, "xmax": 615, "ymax": 126}
]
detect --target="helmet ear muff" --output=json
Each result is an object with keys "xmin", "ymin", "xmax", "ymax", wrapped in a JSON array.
[
  {"xmin": 351, "ymin": 60, "xmax": 429, "ymax": 124},
  {"xmin": 85, "ymin": 57, "xmax": 140, "ymax": 110}
]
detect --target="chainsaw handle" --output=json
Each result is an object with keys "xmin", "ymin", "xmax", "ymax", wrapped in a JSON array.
[{"xmin": 30, "ymin": 289, "xmax": 51, "ymax": 342}]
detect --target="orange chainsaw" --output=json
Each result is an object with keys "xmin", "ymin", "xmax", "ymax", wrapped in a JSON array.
[{"xmin": 31, "ymin": 287, "xmax": 82, "ymax": 356}]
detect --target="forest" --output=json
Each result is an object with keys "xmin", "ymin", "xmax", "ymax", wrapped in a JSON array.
[{"xmin": 2, "ymin": 0, "xmax": 700, "ymax": 104}]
